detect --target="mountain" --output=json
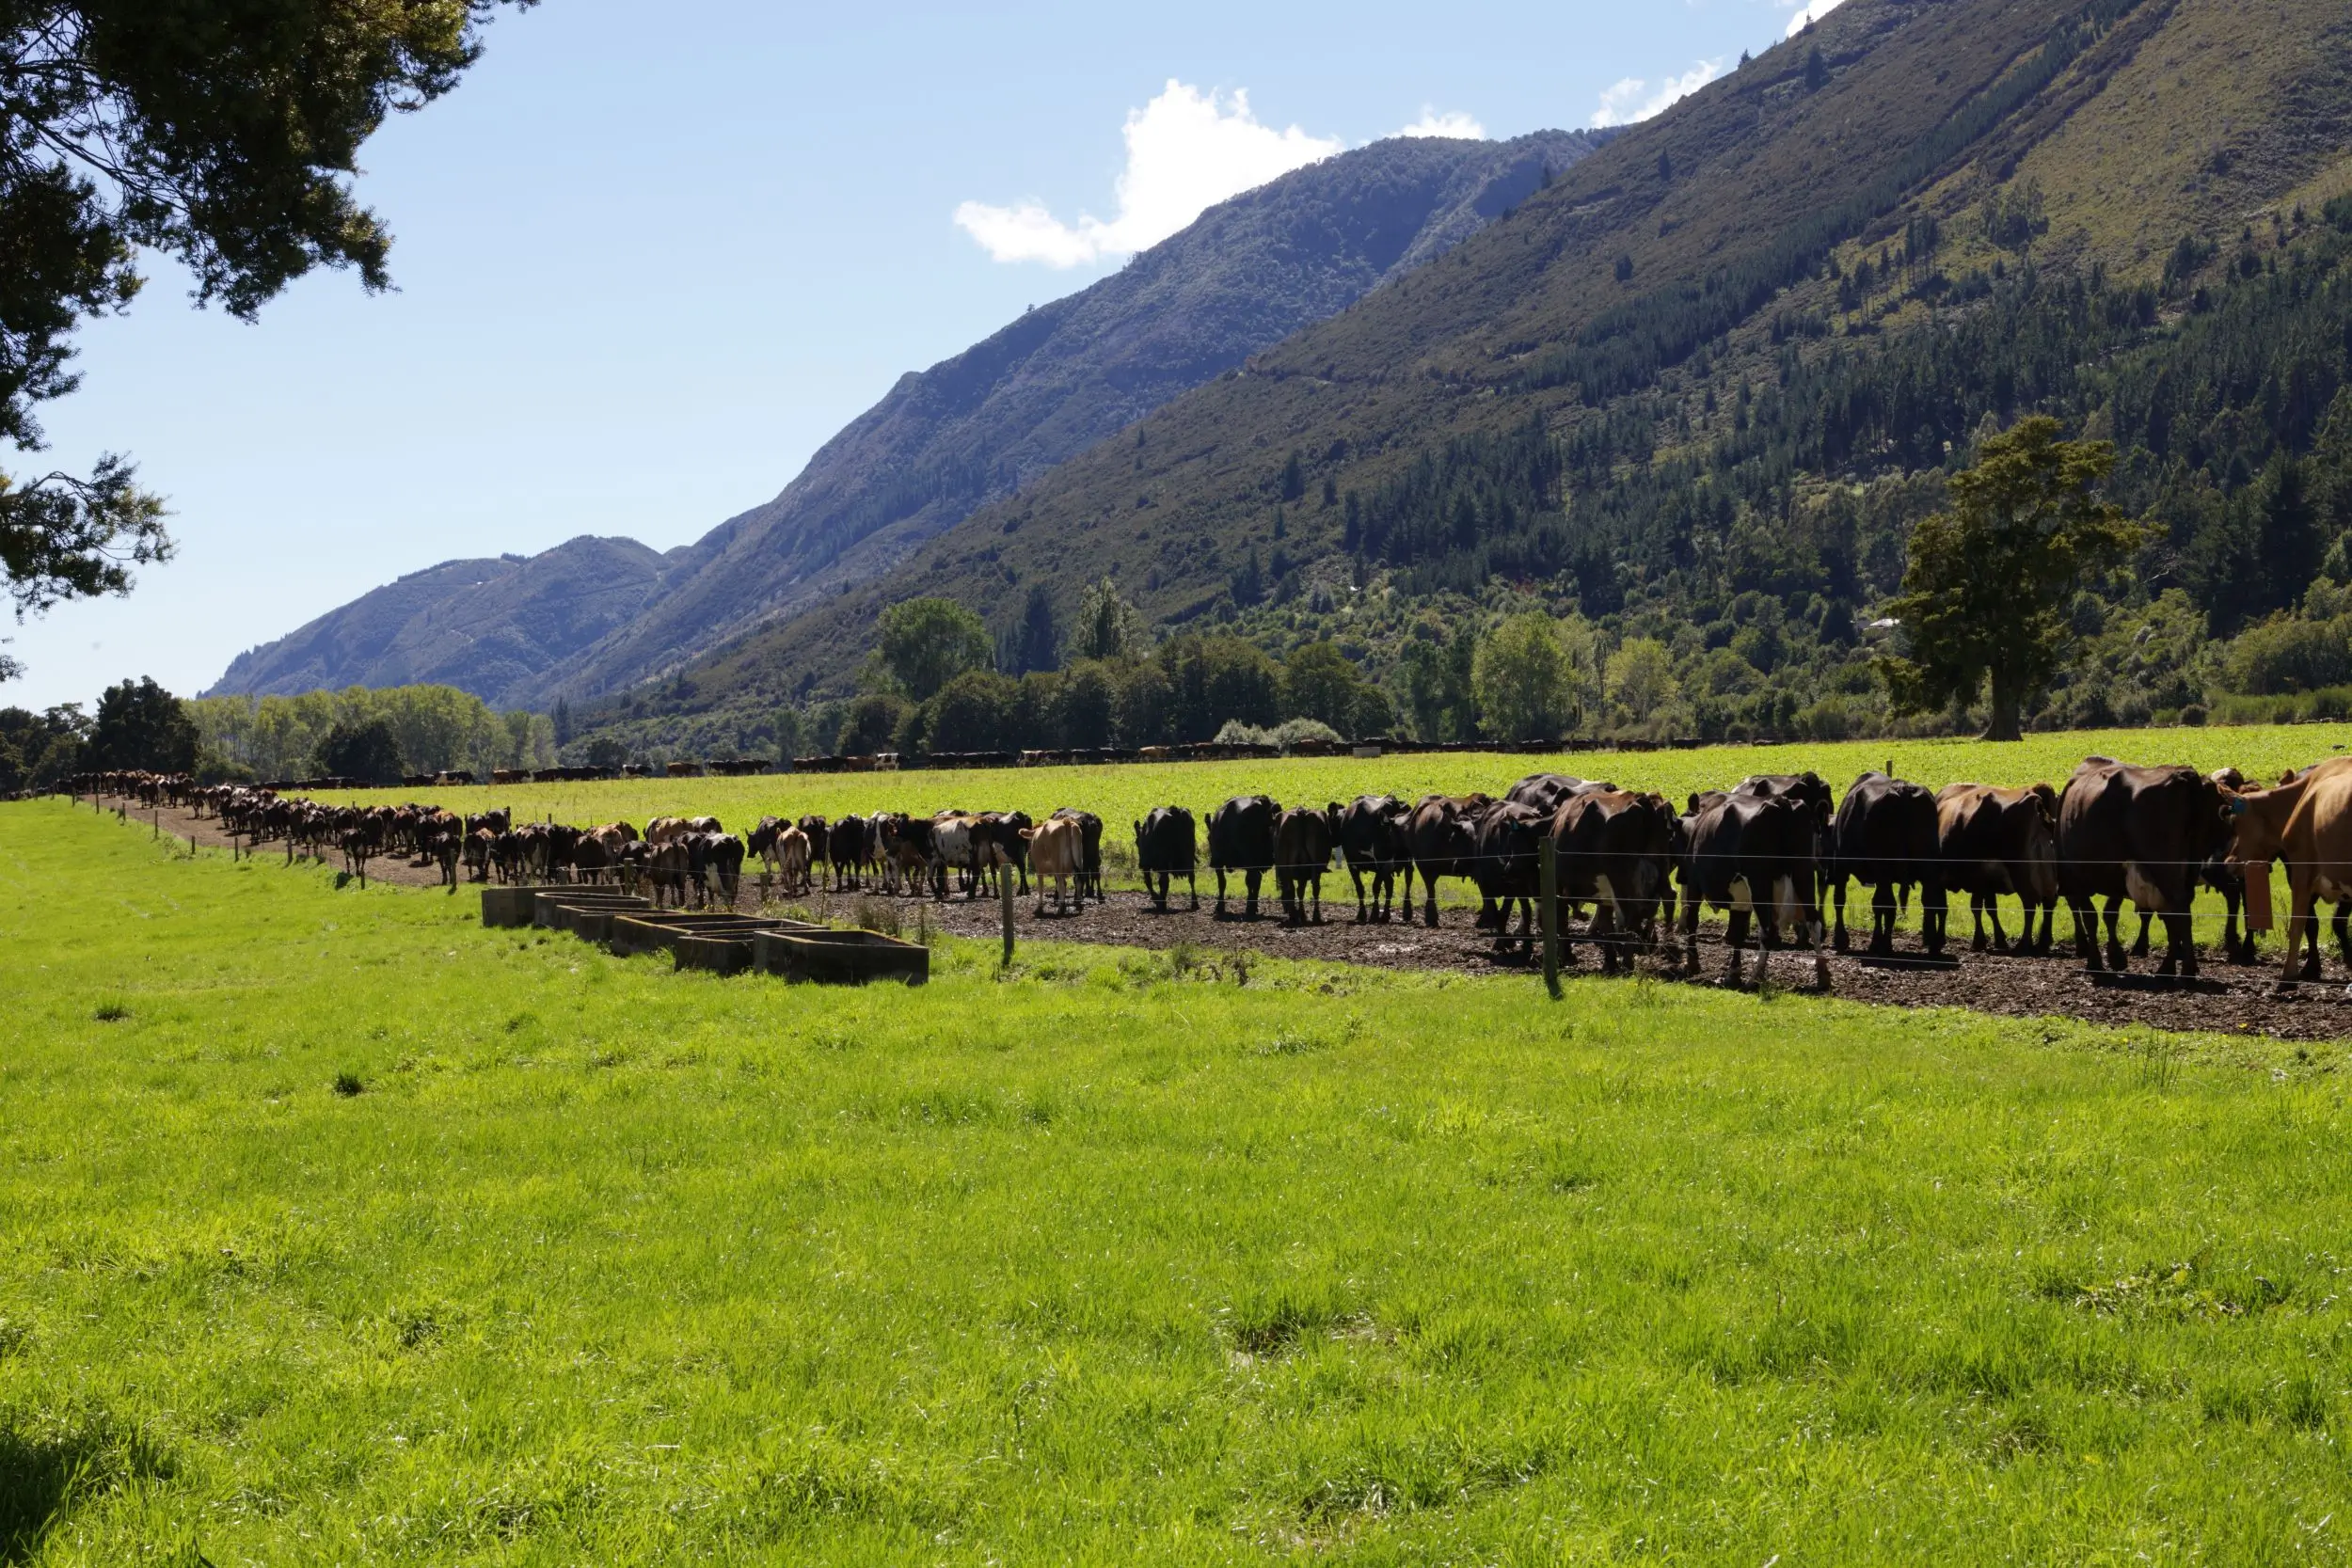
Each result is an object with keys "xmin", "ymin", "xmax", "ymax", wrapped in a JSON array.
[
  {"xmin": 206, "ymin": 535, "xmax": 679, "ymax": 703},
  {"xmin": 632, "ymin": 0, "xmax": 2352, "ymax": 736},
  {"xmin": 501, "ymin": 129, "xmax": 1607, "ymax": 706},
  {"xmin": 212, "ymin": 129, "xmax": 1609, "ymax": 708}
]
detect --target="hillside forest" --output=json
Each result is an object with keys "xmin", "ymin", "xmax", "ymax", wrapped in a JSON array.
[{"xmin": 558, "ymin": 196, "xmax": 2352, "ymax": 766}]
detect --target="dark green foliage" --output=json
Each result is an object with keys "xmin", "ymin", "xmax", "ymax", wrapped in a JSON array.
[
  {"xmin": 85, "ymin": 675, "xmax": 196, "ymax": 772},
  {"xmin": 835, "ymin": 694, "xmax": 910, "ymax": 756},
  {"xmin": 0, "ymin": 702, "xmax": 83, "ymax": 790},
  {"xmin": 878, "ymin": 597, "xmax": 993, "ymax": 703},
  {"xmin": 924, "ymin": 671, "xmax": 1019, "ymax": 753},
  {"xmin": 2220, "ymin": 616, "xmax": 2352, "ymax": 695},
  {"xmin": 1282, "ymin": 642, "xmax": 1370, "ymax": 735},
  {"xmin": 1358, "ymin": 225, "xmax": 2352, "ymax": 658},
  {"xmin": 1879, "ymin": 419, "xmax": 2147, "ymax": 740},
  {"xmin": 1006, "ymin": 585, "xmax": 1058, "ymax": 675},
  {"xmin": 1167, "ymin": 637, "xmax": 1281, "ymax": 742},
  {"xmin": 0, "ymin": 0, "xmax": 529, "ymax": 642},
  {"xmin": 312, "ymin": 718, "xmax": 403, "ymax": 786}
]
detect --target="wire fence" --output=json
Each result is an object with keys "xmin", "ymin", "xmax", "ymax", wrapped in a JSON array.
[{"xmin": 59, "ymin": 790, "xmax": 2336, "ymax": 946}]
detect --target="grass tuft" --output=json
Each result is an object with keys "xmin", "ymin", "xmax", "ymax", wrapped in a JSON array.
[
  {"xmin": 90, "ymin": 997, "xmax": 129, "ymax": 1023},
  {"xmin": 331, "ymin": 1071, "xmax": 363, "ymax": 1098}
]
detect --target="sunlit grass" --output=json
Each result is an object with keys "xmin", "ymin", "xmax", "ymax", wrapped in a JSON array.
[{"xmin": 2, "ymin": 800, "xmax": 2348, "ymax": 1563}]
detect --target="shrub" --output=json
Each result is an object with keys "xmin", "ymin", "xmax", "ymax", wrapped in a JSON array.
[{"xmin": 2221, "ymin": 616, "xmax": 2352, "ymax": 695}]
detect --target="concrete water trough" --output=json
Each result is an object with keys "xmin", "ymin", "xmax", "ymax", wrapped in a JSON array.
[
  {"xmin": 752, "ymin": 927, "xmax": 930, "ymax": 987},
  {"xmin": 561, "ymin": 900, "xmax": 661, "ymax": 943},
  {"xmin": 609, "ymin": 912, "xmax": 792, "ymax": 958},
  {"xmin": 674, "ymin": 919, "xmax": 825, "ymax": 976},
  {"xmin": 481, "ymin": 885, "xmax": 538, "ymax": 927},
  {"xmin": 481, "ymin": 886, "xmax": 648, "ymax": 929},
  {"xmin": 532, "ymin": 888, "xmax": 646, "ymax": 929}
]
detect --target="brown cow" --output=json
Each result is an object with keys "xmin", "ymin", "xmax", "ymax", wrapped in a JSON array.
[
  {"xmin": 2223, "ymin": 756, "xmax": 2352, "ymax": 987},
  {"xmin": 2056, "ymin": 759, "xmax": 2232, "ymax": 975},
  {"xmin": 1934, "ymin": 783, "xmax": 2059, "ymax": 955},
  {"xmin": 1025, "ymin": 816, "xmax": 1086, "ymax": 915},
  {"xmin": 1405, "ymin": 793, "xmax": 1491, "ymax": 927}
]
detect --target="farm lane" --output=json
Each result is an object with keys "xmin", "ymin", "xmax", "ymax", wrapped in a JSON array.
[
  {"xmin": 90, "ymin": 793, "xmax": 453, "ymax": 889},
  {"xmin": 81, "ymin": 792, "xmax": 2352, "ymax": 1042}
]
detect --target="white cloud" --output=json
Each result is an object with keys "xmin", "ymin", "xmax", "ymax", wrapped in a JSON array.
[
  {"xmin": 1590, "ymin": 59, "xmax": 1725, "ymax": 129},
  {"xmin": 954, "ymin": 81, "xmax": 1343, "ymax": 268},
  {"xmin": 1786, "ymin": 0, "xmax": 1847, "ymax": 36},
  {"xmin": 1396, "ymin": 108, "xmax": 1487, "ymax": 140}
]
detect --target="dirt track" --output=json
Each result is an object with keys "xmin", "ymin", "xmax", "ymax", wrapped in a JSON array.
[{"xmin": 99, "ymin": 794, "xmax": 2352, "ymax": 1042}]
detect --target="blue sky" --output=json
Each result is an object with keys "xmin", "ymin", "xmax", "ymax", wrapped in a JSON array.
[{"xmin": 6, "ymin": 0, "xmax": 1836, "ymax": 709}]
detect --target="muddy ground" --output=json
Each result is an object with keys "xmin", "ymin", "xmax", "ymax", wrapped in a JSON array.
[{"xmin": 98, "ymin": 794, "xmax": 2352, "ymax": 1042}]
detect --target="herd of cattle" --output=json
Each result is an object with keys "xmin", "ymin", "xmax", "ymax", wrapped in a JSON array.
[{"xmin": 70, "ymin": 754, "xmax": 2352, "ymax": 988}]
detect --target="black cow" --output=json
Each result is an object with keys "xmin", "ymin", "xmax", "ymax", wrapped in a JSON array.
[
  {"xmin": 2056, "ymin": 758, "xmax": 2232, "ymax": 975},
  {"xmin": 1471, "ymin": 800, "xmax": 1549, "ymax": 956},
  {"xmin": 827, "ymin": 815, "xmax": 866, "ymax": 890},
  {"xmin": 1551, "ymin": 790, "xmax": 1677, "ymax": 974},
  {"xmin": 1134, "ymin": 806, "xmax": 1199, "ymax": 911},
  {"xmin": 1678, "ymin": 790, "xmax": 1829, "ymax": 989},
  {"xmin": 1336, "ymin": 795, "xmax": 1414, "ymax": 924},
  {"xmin": 1274, "ymin": 804, "xmax": 1342, "ymax": 925},
  {"xmin": 1207, "ymin": 796, "xmax": 1280, "ymax": 918},
  {"xmin": 690, "ymin": 832, "xmax": 746, "ymax": 909},
  {"xmin": 1506, "ymin": 773, "xmax": 1611, "ymax": 816},
  {"xmin": 1826, "ymin": 771, "xmax": 1947, "ymax": 957}
]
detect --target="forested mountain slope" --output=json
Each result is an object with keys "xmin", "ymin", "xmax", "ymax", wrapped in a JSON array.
[
  {"xmin": 207, "ymin": 536, "xmax": 678, "ymax": 705},
  {"xmin": 634, "ymin": 0, "xmax": 2352, "ymax": 743},
  {"xmin": 500, "ymin": 129, "xmax": 1605, "ymax": 706}
]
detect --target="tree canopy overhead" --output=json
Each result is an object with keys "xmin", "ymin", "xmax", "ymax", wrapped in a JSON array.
[{"xmin": 0, "ymin": 0, "xmax": 530, "ymax": 667}]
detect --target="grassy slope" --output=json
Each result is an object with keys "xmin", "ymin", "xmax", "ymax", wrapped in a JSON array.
[
  {"xmin": 652, "ymin": 0, "xmax": 2352, "ymax": 711},
  {"xmin": 6, "ymin": 803, "xmax": 2351, "ymax": 1562}
]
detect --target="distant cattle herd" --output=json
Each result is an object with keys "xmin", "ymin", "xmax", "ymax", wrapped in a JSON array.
[{"xmin": 64, "ymin": 754, "xmax": 2352, "ymax": 990}]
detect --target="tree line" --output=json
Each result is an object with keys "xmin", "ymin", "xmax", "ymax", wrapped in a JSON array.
[{"xmin": 1, "ymin": 681, "xmax": 559, "ymax": 793}]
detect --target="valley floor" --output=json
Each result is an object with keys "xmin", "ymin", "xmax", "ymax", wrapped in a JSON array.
[
  {"xmin": 97, "ymin": 784, "xmax": 2352, "ymax": 1042},
  {"xmin": 3, "ymin": 802, "xmax": 2349, "ymax": 1563}
]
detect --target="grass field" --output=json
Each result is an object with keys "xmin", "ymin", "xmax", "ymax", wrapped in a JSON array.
[
  {"xmin": 4, "ymin": 800, "xmax": 2351, "ymax": 1562},
  {"xmin": 311, "ymin": 725, "xmax": 2352, "ymax": 871}
]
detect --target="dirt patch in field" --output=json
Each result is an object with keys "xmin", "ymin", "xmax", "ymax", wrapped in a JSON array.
[{"xmin": 94, "ymin": 795, "xmax": 2352, "ymax": 1042}]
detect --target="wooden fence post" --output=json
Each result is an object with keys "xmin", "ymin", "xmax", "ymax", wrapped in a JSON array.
[
  {"xmin": 1000, "ymin": 859, "xmax": 1016, "ymax": 967},
  {"xmin": 1540, "ymin": 836, "xmax": 1561, "ymax": 1000}
]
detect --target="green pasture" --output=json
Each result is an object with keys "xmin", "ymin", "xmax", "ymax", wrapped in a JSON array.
[
  {"xmin": 313, "ymin": 724, "xmax": 2352, "ymax": 850},
  {"xmin": 3, "ymin": 800, "xmax": 2350, "ymax": 1562}
]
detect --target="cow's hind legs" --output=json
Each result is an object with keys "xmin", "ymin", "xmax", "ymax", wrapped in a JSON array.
[
  {"xmin": 1724, "ymin": 909, "xmax": 1752, "ymax": 988},
  {"xmin": 2070, "ymin": 895, "xmax": 2104, "ymax": 971},
  {"xmin": 2104, "ymin": 896, "xmax": 2129, "ymax": 973}
]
